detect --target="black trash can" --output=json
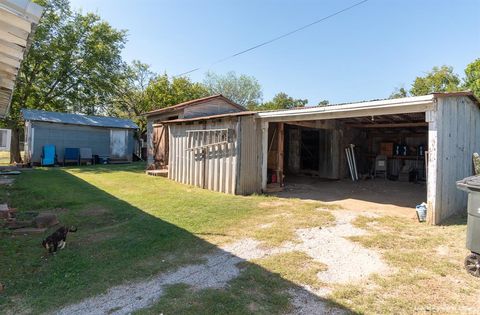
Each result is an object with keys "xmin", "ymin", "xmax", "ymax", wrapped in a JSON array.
[{"xmin": 456, "ymin": 175, "xmax": 480, "ymax": 277}]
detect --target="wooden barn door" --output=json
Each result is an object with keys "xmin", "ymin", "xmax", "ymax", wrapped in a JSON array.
[{"xmin": 153, "ymin": 124, "xmax": 169, "ymax": 168}]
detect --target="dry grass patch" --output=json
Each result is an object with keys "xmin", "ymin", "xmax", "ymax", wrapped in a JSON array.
[
  {"xmin": 330, "ymin": 214, "xmax": 480, "ymax": 314},
  {"xmin": 198, "ymin": 197, "xmax": 337, "ymax": 247},
  {"xmin": 218, "ymin": 198, "xmax": 337, "ymax": 247},
  {"xmin": 253, "ymin": 251, "xmax": 327, "ymax": 290}
]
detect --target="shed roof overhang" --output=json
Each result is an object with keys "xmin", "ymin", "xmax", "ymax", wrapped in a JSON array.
[
  {"xmin": 0, "ymin": 0, "xmax": 43, "ymax": 118},
  {"xmin": 257, "ymin": 95, "xmax": 437, "ymax": 123}
]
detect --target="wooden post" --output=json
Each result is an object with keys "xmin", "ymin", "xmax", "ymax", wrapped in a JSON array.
[
  {"xmin": 426, "ymin": 107, "xmax": 439, "ymax": 225},
  {"xmin": 277, "ymin": 122, "xmax": 284, "ymax": 186},
  {"xmin": 261, "ymin": 121, "xmax": 269, "ymax": 192}
]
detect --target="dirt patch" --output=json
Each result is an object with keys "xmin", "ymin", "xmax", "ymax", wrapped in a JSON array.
[
  {"xmin": 435, "ymin": 245, "xmax": 450, "ymax": 257},
  {"xmin": 286, "ymin": 287, "xmax": 346, "ymax": 315},
  {"xmin": 295, "ymin": 211, "xmax": 388, "ymax": 284},
  {"xmin": 0, "ymin": 177, "xmax": 14, "ymax": 185},
  {"xmin": 258, "ymin": 222, "xmax": 274, "ymax": 229}
]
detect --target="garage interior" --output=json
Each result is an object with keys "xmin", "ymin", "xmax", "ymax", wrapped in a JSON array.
[{"xmin": 266, "ymin": 113, "xmax": 428, "ymax": 217}]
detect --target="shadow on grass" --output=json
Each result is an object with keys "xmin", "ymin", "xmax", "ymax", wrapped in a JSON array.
[
  {"xmin": 276, "ymin": 175, "xmax": 426, "ymax": 210},
  {"xmin": 0, "ymin": 167, "xmax": 356, "ymax": 314}
]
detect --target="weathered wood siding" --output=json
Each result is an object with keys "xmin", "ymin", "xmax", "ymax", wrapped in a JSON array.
[
  {"xmin": 183, "ymin": 99, "xmax": 242, "ymax": 118},
  {"xmin": 168, "ymin": 115, "xmax": 260, "ymax": 195},
  {"xmin": 427, "ymin": 96, "xmax": 480, "ymax": 224},
  {"xmin": 237, "ymin": 116, "xmax": 262, "ymax": 194},
  {"xmin": 147, "ymin": 99, "xmax": 243, "ymax": 165}
]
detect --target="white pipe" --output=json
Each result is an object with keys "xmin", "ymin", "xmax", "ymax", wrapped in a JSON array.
[
  {"xmin": 350, "ymin": 144, "xmax": 359, "ymax": 181},
  {"xmin": 345, "ymin": 147, "xmax": 354, "ymax": 181}
]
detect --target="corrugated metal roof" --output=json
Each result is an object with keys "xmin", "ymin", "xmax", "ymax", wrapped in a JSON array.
[
  {"xmin": 21, "ymin": 109, "xmax": 138, "ymax": 129},
  {"xmin": 258, "ymin": 92, "xmax": 480, "ymax": 116},
  {"xmin": 160, "ymin": 111, "xmax": 256, "ymax": 124},
  {"xmin": 144, "ymin": 94, "xmax": 246, "ymax": 116}
]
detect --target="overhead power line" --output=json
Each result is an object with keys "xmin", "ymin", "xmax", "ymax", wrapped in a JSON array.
[{"xmin": 175, "ymin": 0, "xmax": 369, "ymax": 77}]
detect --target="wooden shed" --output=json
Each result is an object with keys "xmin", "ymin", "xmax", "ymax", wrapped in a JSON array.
[
  {"xmin": 163, "ymin": 112, "xmax": 261, "ymax": 195},
  {"xmin": 145, "ymin": 94, "xmax": 246, "ymax": 169}
]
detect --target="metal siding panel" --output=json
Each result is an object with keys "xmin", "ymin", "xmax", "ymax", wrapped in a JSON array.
[
  {"xmin": 167, "ymin": 125, "xmax": 173, "ymax": 180},
  {"xmin": 167, "ymin": 118, "xmax": 243, "ymax": 194},
  {"xmin": 29, "ymin": 121, "xmax": 113, "ymax": 164}
]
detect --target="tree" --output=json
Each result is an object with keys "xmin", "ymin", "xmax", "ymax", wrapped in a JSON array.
[
  {"xmin": 6, "ymin": 0, "xmax": 126, "ymax": 162},
  {"xmin": 146, "ymin": 74, "xmax": 209, "ymax": 115},
  {"xmin": 317, "ymin": 100, "xmax": 330, "ymax": 106},
  {"xmin": 110, "ymin": 61, "xmax": 156, "ymax": 134},
  {"xmin": 410, "ymin": 65, "xmax": 461, "ymax": 96},
  {"xmin": 389, "ymin": 87, "xmax": 408, "ymax": 99},
  {"xmin": 464, "ymin": 58, "xmax": 480, "ymax": 99},
  {"xmin": 258, "ymin": 92, "xmax": 307, "ymax": 110},
  {"xmin": 203, "ymin": 71, "xmax": 262, "ymax": 108}
]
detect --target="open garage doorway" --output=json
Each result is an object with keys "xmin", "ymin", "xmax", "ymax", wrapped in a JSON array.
[{"xmin": 266, "ymin": 112, "xmax": 428, "ymax": 219}]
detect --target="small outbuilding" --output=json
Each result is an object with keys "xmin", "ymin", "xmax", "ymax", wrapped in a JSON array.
[
  {"xmin": 145, "ymin": 94, "xmax": 247, "ymax": 169},
  {"xmin": 21, "ymin": 109, "xmax": 138, "ymax": 165}
]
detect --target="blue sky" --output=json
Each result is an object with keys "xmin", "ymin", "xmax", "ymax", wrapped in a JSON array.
[{"xmin": 69, "ymin": 0, "xmax": 480, "ymax": 105}]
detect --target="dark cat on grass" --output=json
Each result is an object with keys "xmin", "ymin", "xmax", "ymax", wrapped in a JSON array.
[{"xmin": 42, "ymin": 226, "xmax": 77, "ymax": 253}]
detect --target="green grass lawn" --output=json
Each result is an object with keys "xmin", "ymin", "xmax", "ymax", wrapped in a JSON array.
[
  {"xmin": 0, "ymin": 163, "xmax": 337, "ymax": 314},
  {"xmin": 1, "ymin": 163, "xmax": 478, "ymax": 314}
]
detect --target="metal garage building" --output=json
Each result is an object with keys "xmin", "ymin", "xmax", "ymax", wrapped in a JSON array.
[{"xmin": 22, "ymin": 109, "xmax": 138, "ymax": 164}]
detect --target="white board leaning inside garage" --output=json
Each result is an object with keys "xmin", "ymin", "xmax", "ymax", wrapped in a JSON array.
[{"xmin": 21, "ymin": 109, "xmax": 138, "ymax": 165}]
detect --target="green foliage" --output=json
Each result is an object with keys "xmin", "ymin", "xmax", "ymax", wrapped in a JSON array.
[
  {"xmin": 147, "ymin": 74, "xmax": 209, "ymax": 110},
  {"xmin": 203, "ymin": 71, "xmax": 262, "ymax": 108},
  {"xmin": 109, "ymin": 60, "xmax": 156, "ymax": 134},
  {"xmin": 409, "ymin": 65, "xmax": 461, "ymax": 96},
  {"xmin": 12, "ymin": 0, "xmax": 126, "ymax": 119},
  {"xmin": 389, "ymin": 87, "xmax": 408, "ymax": 99},
  {"xmin": 317, "ymin": 99, "xmax": 330, "ymax": 106},
  {"xmin": 110, "ymin": 64, "xmax": 209, "ymax": 134},
  {"xmin": 257, "ymin": 92, "xmax": 307, "ymax": 110},
  {"xmin": 464, "ymin": 58, "xmax": 480, "ymax": 99},
  {"xmin": 6, "ymin": 0, "xmax": 126, "ymax": 162}
]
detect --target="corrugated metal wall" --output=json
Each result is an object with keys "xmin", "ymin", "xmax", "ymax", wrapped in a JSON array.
[
  {"xmin": 168, "ymin": 115, "xmax": 262, "ymax": 195},
  {"xmin": 27, "ymin": 121, "xmax": 135, "ymax": 163},
  {"xmin": 168, "ymin": 118, "xmax": 239, "ymax": 194}
]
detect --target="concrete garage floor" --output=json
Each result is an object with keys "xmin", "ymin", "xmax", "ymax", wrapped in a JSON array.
[{"xmin": 275, "ymin": 175, "xmax": 426, "ymax": 219}]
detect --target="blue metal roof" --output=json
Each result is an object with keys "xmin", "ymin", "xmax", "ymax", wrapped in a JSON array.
[{"xmin": 21, "ymin": 109, "xmax": 138, "ymax": 129}]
